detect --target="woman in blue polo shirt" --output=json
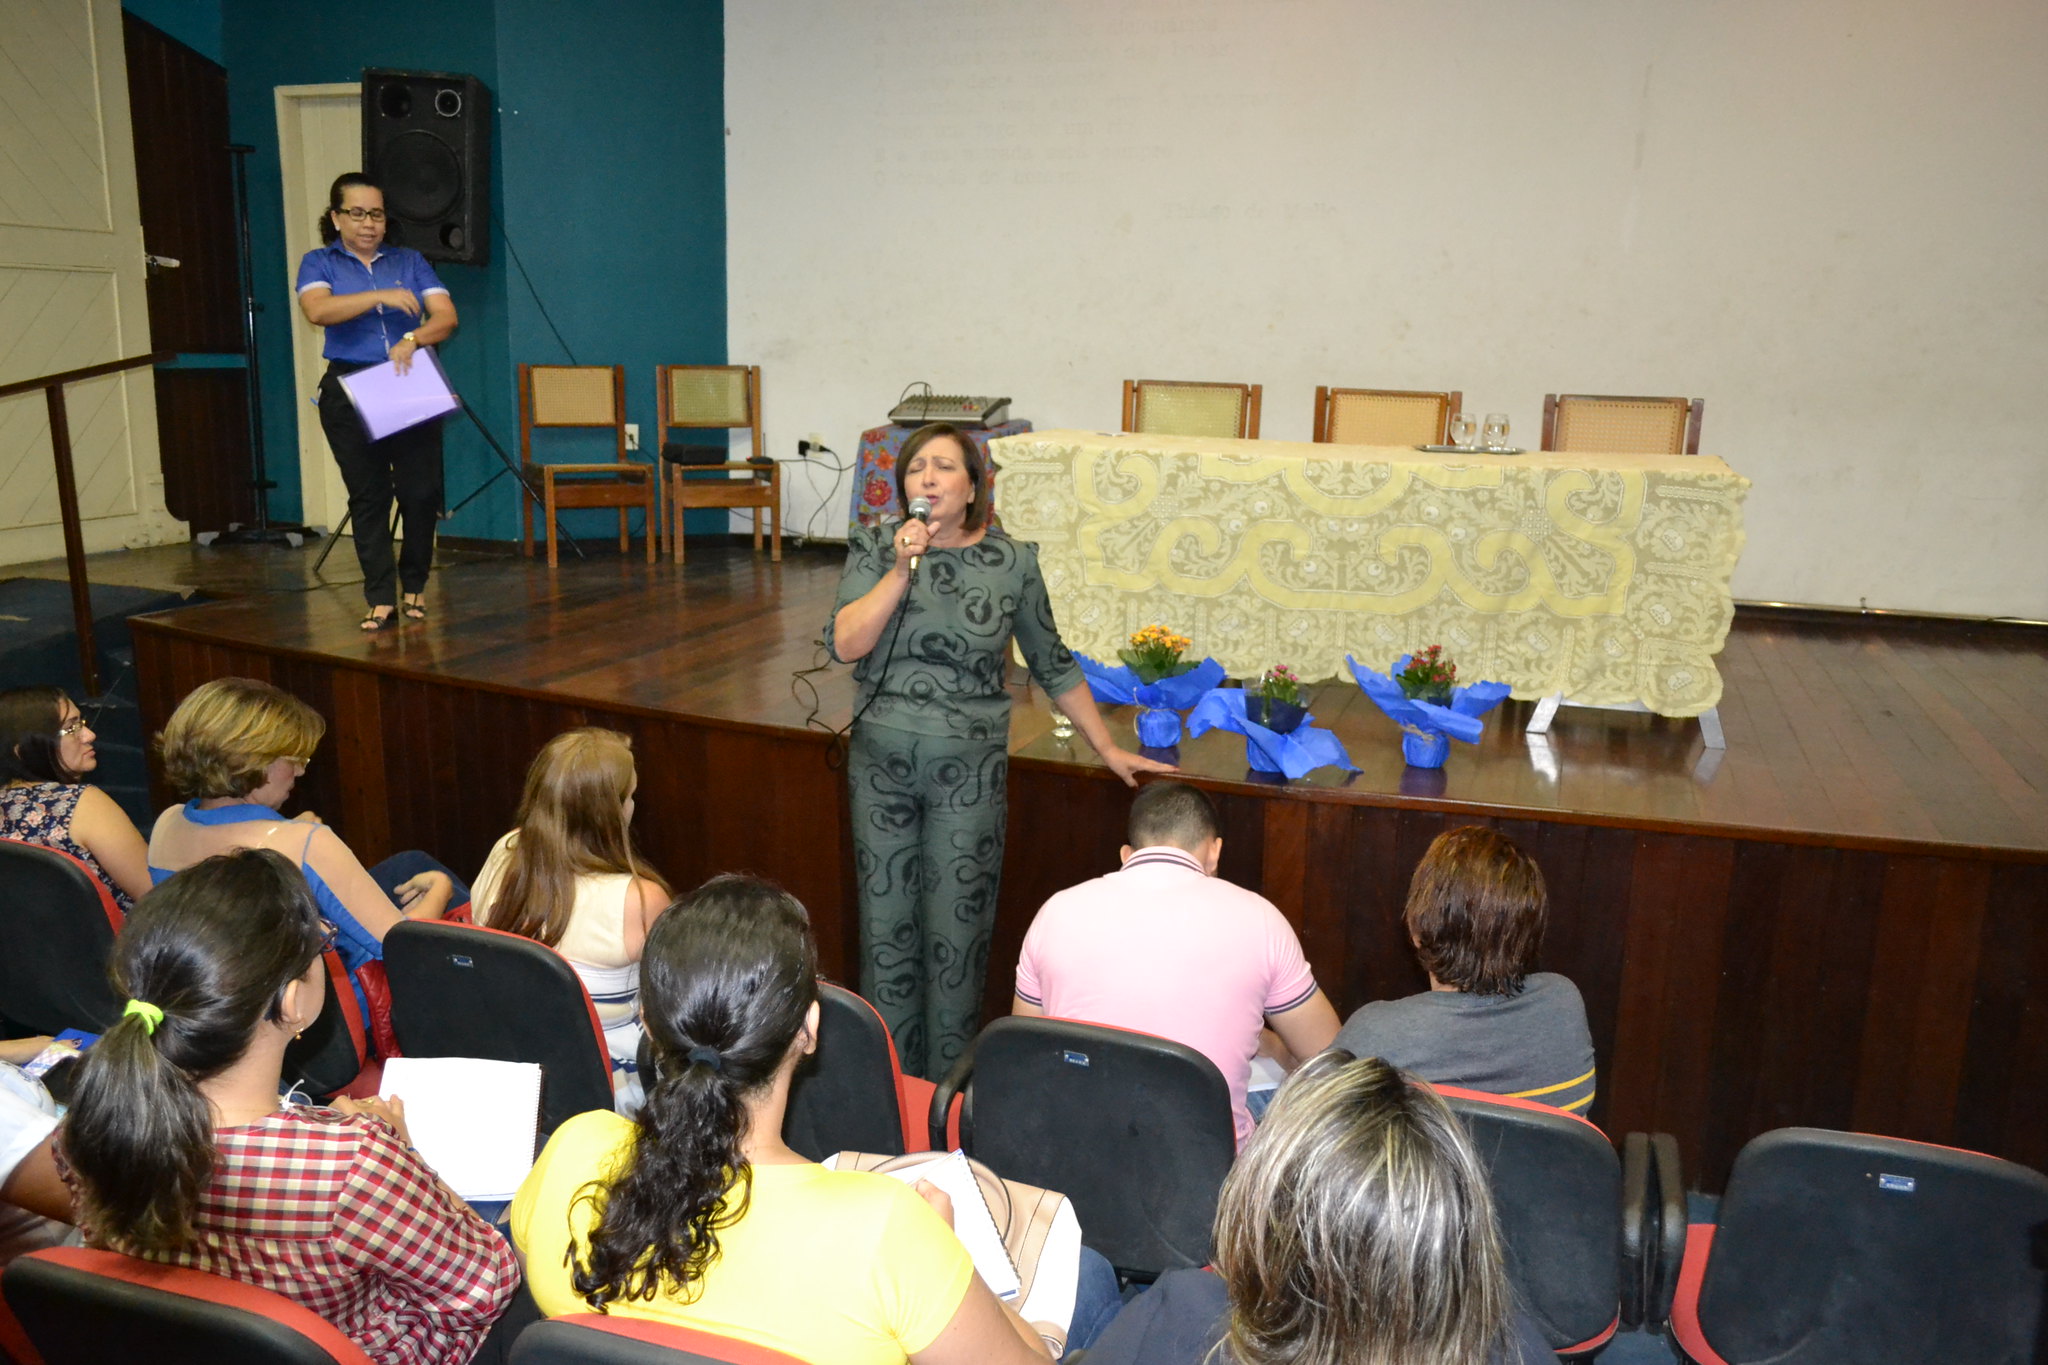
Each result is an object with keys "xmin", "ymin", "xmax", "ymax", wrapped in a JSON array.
[{"xmin": 296, "ymin": 172, "xmax": 460, "ymax": 631}]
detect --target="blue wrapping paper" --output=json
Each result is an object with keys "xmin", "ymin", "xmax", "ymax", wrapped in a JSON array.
[
  {"xmin": 1186, "ymin": 688, "xmax": 1357, "ymax": 780},
  {"xmin": 1076, "ymin": 654, "xmax": 1226, "ymax": 711},
  {"xmin": 1346, "ymin": 655, "xmax": 1511, "ymax": 750}
]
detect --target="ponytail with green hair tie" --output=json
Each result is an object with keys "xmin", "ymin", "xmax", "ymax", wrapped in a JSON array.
[{"xmin": 123, "ymin": 998, "xmax": 164, "ymax": 1034}]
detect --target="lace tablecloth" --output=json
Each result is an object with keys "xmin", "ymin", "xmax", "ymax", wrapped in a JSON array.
[{"xmin": 990, "ymin": 430, "xmax": 1750, "ymax": 716}]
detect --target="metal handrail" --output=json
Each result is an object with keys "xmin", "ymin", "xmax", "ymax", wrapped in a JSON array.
[{"xmin": 0, "ymin": 351, "xmax": 169, "ymax": 695}]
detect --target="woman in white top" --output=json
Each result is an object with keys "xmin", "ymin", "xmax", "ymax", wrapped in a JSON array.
[{"xmin": 471, "ymin": 728, "xmax": 668, "ymax": 1072}]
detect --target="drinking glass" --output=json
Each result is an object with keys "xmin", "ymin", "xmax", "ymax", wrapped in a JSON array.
[
  {"xmin": 1448, "ymin": 413, "xmax": 1476, "ymax": 449},
  {"xmin": 1482, "ymin": 412, "xmax": 1511, "ymax": 451},
  {"xmin": 1050, "ymin": 709, "xmax": 1075, "ymax": 741}
]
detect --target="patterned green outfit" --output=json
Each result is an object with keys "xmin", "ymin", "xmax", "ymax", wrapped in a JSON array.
[{"xmin": 827, "ymin": 524, "xmax": 1084, "ymax": 1079}]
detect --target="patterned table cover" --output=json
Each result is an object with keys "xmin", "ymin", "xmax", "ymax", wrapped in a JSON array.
[
  {"xmin": 991, "ymin": 430, "xmax": 1750, "ymax": 717},
  {"xmin": 848, "ymin": 419, "xmax": 1031, "ymax": 533}
]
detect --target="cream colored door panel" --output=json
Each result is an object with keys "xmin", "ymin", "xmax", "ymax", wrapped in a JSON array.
[
  {"xmin": 0, "ymin": 0, "xmax": 180, "ymax": 566},
  {"xmin": 276, "ymin": 83, "xmax": 362, "ymax": 534},
  {"xmin": 0, "ymin": 0, "xmax": 114, "ymax": 233}
]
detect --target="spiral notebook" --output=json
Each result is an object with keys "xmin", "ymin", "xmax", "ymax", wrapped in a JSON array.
[
  {"xmin": 869, "ymin": 1150, "xmax": 1021, "ymax": 1300},
  {"xmin": 377, "ymin": 1057, "xmax": 543, "ymax": 1202}
]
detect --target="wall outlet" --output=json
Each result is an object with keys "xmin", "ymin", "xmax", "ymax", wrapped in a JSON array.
[
  {"xmin": 807, "ymin": 431, "xmax": 826, "ymax": 455},
  {"xmin": 624, "ymin": 423, "xmax": 640, "ymax": 451}
]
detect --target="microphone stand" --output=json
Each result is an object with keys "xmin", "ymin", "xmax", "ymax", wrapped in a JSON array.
[
  {"xmin": 314, "ymin": 392, "xmax": 582, "ymax": 571},
  {"xmin": 208, "ymin": 143, "xmax": 314, "ymax": 548}
]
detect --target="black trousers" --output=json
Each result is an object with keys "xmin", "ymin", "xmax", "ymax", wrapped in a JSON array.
[{"xmin": 318, "ymin": 363, "xmax": 443, "ymax": 608}]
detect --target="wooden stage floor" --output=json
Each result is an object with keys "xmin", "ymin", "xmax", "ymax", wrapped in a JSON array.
[
  {"xmin": 92, "ymin": 541, "xmax": 2048, "ymax": 857},
  {"xmin": 72, "ymin": 541, "xmax": 2048, "ymax": 1188}
]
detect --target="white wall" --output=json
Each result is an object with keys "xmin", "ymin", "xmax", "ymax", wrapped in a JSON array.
[{"xmin": 728, "ymin": 0, "xmax": 2048, "ymax": 617}]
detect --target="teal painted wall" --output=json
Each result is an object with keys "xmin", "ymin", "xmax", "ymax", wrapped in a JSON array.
[{"xmin": 220, "ymin": 0, "xmax": 723, "ymax": 542}]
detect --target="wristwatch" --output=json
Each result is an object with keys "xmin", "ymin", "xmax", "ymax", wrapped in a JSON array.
[{"xmin": 401, "ymin": 331, "xmax": 417, "ymax": 345}]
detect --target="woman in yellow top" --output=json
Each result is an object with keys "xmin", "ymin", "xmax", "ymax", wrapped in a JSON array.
[{"xmin": 511, "ymin": 874, "xmax": 1052, "ymax": 1365}]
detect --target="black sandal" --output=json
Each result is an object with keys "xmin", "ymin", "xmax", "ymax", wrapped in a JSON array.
[
  {"xmin": 401, "ymin": 597, "xmax": 428, "ymax": 621},
  {"xmin": 360, "ymin": 607, "xmax": 398, "ymax": 631}
]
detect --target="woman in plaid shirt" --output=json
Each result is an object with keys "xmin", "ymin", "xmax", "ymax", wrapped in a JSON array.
[{"xmin": 59, "ymin": 849, "xmax": 518, "ymax": 1364}]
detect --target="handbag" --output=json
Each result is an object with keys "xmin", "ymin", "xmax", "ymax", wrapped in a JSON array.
[
  {"xmin": 830, "ymin": 1150, "xmax": 1080, "ymax": 1358},
  {"xmin": 354, "ymin": 960, "xmax": 402, "ymax": 1061}
]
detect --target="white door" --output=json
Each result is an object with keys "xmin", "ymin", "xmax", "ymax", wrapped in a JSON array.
[
  {"xmin": 274, "ymin": 83, "xmax": 361, "ymax": 537},
  {"xmin": 0, "ymin": 0, "xmax": 183, "ymax": 567}
]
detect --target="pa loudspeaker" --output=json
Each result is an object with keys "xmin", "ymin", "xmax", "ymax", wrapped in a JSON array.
[{"xmin": 361, "ymin": 68, "xmax": 491, "ymax": 265}]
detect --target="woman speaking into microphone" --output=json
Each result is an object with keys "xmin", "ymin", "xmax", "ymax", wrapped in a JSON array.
[{"xmin": 826, "ymin": 424, "xmax": 1173, "ymax": 1078}]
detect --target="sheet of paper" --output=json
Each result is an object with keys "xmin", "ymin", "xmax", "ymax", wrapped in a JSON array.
[
  {"xmin": 875, "ymin": 1151, "xmax": 1022, "ymax": 1300},
  {"xmin": 336, "ymin": 347, "xmax": 459, "ymax": 440},
  {"xmin": 1247, "ymin": 1055, "xmax": 1287, "ymax": 1093},
  {"xmin": 377, "ymin": 1056, "xmax": 542, "ymax": 1202}
]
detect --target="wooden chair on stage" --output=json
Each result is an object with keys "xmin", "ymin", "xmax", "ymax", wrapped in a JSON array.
[
  {"xmin": 1542, "ymin": 393, "xmax": 1704, "ymax": 455},
  {"xmin": 519, "ymin": 364, "xmax": 658, "ymax": 568},
  {"xmin": 1122, "ymin": 378, "xmax": 1262, "ymax": 439},
  {"xmin": 1313, "ymin": 386, "xmax": 1463, "ymax": 446},
  {"xmin": 657, "ymin": 363, "xmax": 779, "ymax": 565}
]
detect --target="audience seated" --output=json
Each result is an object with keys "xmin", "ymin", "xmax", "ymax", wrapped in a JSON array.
[
  {"xmin": 1334, "ymin": 826, "xmax": 1596, "ymax": 1113},
  {"xmin": 56, "ymin": 849, "xmax": 518, "ymax": 1364},
  {"xmin": 1, "ymin": 1036, "xmax": 73, "ymax": 1266},
  {"xmin": 469, "ymin": 728, "xmax": 668, "ymax": 1071},
  {"xmin": 1083, "ymin": 1052, "xmax": 1554, "ymax": 1365},
  {"xmin": 1011, "ymin": 782, "xmax": 1339, "ymax": 1146},
  {"xmin": 145, "ymin": 678, "xmax": 462, "ymax": 1010},
  {"xmin": 0, "ymin": 687, "xmax": 153, "ymax": 912},
  {"xmin": 510, "ymin": 874, "xmax": 1054, "ymax": 1364}
]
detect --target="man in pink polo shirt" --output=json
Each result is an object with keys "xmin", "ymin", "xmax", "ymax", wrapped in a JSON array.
[{"xmin": 1012, "ymin": 782, "xmax": 1340, "ymax": 1147}]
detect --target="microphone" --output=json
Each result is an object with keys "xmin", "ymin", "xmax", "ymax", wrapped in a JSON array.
[{"xmin": 907, "ymin": 496, "xmax": 932, "ymax": 574}]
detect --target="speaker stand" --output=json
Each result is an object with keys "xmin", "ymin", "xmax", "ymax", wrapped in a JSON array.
[{"xmin": 442, "ymin": 394, "xmax": 585, "ymax": 560}]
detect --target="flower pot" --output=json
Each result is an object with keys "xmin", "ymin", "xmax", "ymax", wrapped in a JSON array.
[
  {"xmin": 1247, "ymin": 696, "xmax": 1307, "ymax": 735},
  {"xmin": 1136, "ymin": 705, "xmax": 1181, "ymax": 748},
  {"xmin": 1399, "ymin": 684, "xmax": 1453, "ymax": 708},
  {"xmin": 1246, "ymin": 735, "xmax": 1287, "ymax": 774},
  {"xmin": 1402, "ymin": 730, "xmax": 1450, "ymax": 768}
]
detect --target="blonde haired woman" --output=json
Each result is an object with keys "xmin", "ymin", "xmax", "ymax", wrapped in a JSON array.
[
  {"xmin": 1082, "ymin": 1052, "xmax": 1552, "ymax": 1365},
  {"xmin": 471, "ymin": 728, "xmax": 668, "ymax": 1072},
  {"xmin": 147, "ymin": 678, "xmax": 461, "ymax": 1019}
]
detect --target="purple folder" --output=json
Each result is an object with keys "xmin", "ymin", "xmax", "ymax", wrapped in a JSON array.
[{"xmin": 337, "ymin": 347, "xmax": 460, "ymax": 440}]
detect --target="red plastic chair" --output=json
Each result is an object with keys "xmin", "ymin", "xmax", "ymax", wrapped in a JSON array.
[
  {"xmin": 1436, "ymin": 1086, "xmax": 1630, "ymax": 1357},
  {"xmin": 381, "ymin": 919, "xmax": 615, "ymax": 1136},
  {"xmin": 511, "ymin": 1314, "xmax": 810, "ymax": 1364},
  {"xmin": 283, "ymin": 947, "xmax": 378, "ymax": 1100},
  {"xmin": 0, "ymin": 840, "xmax": 123, "ymax": 1034},
  {"xmin": 930, "ymin": 1015, "xmax": 1236, "ymax": 1279},
  {"xmin": 0, "ymin": 1246, "xmax": 370, "ymax": 1364},
  {"xmin": 1666, "ymin": 1127, "xmax": 2048, "ymax": 1365},
  {"xmin": 784, "ymin": 982, "xmax": 941, "ymax": 1158}
]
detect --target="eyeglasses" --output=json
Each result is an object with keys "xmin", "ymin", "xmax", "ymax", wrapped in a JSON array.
[
  {"xmin": 336, "ymin": 207, "xmax": 386, "ymax": 222},
  {"xmin": 56, "ymin": 716, "xmax": 86, "ymax": 738},
  {"xmin": 316, "ymin": 919, "xmax": 339, "ymax": 953}
]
